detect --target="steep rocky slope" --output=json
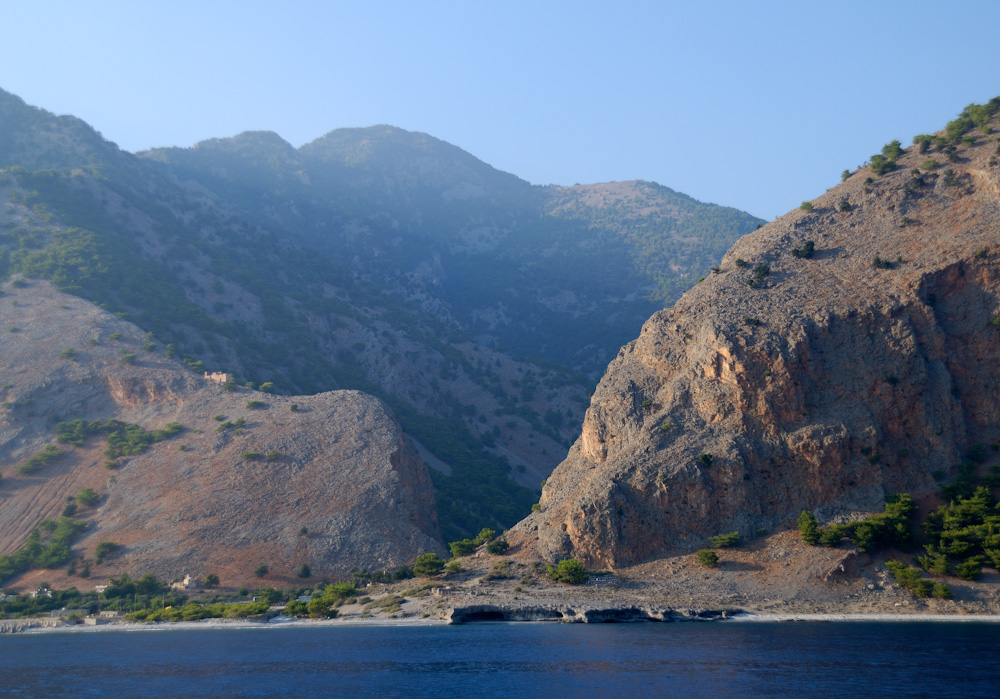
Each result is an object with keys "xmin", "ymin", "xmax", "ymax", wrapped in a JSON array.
[
  {"xmin": 0, "ymin": 280, "xmax": 445, "ymax": 589},
  {"xmin": 515, "ymin": 106, "xmax": 1000, "ymax": 568}
]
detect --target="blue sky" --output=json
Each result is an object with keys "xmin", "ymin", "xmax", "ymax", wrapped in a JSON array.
[{"xmin": 1, "ymin": 1, "xmax": 998, "ymax": 220}]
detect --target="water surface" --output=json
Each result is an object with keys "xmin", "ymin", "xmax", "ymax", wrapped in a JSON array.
[{"xmin": 1, "ymin": 622, "xmax": 997, "ymax": 697}]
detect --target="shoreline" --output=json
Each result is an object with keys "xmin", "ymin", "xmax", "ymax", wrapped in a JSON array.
[{"xmin": 9, "ymin": 610, "xmax": 1000, "ymax": 635}]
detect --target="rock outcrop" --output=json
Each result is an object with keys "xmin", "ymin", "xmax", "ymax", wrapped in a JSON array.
[
  {"xmin": 0, "ymin": 281, "xmax": 445, "ymax": 588},
  {"xmin": 514, "ymin": 110, "xmax": 1000, "ymax": 568}
]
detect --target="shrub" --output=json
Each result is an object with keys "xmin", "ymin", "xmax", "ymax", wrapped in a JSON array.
[
  {"xmin": 245, "ymin": 400, "xmax": 266, "ymax": 410},
  {"xmin": 241, "ymin": 452, "xmax": 263, "ymax": 462},
  {"xmin": 297, "ymin": 564, "xmax": 311, "ymax": 578},
  {"xmin": 838, "ymin": 198, "xmax": 852, "ymax": 212},
  {"xmin": 413, "ymin": 553, "xmax": 444, "ymax": 577},
  {"xmin": 698, "ymin": 453, "xmax": 713, "ymax": 468},
  {"xmin": 696, "ymin": 549, "xmax": 719, "ymax": 567},
  {"xmin": 917, "ymin": 548, "xmax": 950, "ymax": 576},
  {"xmin": 872, "ymin": 255, "xmax": 894, "ymax": 270},
  {"xmin": 813, "ymin": 494, "xmax": 915, "ymax": 552},
  {"xmin": 254, "ymin": 565, "xmax": 269, "ymax": 578},
  {"xmin": 547, "ymin": 558, "xmax": 587, "ymax": 584},
  {"xmin": 746, "ymin": 264, "xmax": 770, "ymax": 287},
  {"xmin": 94, "ymin": 541, "xmax": 121, "ymax": 564},
  {"xmin": 734, "ymin": 258, "xmax": 748, "ymax": 268},
  {"xmin": 18, "ymin": 444, "xmax": 65, "ymax": 474},
  {"xmin": 921, "ymin": 159, "xmax": 939, "ymax": 170},
  {"xmin": 708, "ymin": 531, "xmax": 741, "ymax": 548},
  {"xmin": 791, "ymin": 240, "xmax": 815, "ymax": 258},
  {"xmin": 473, "ymin": 528, "xmax": 497, "ymax": 545},
  {"xmin": 486, "ymin": 539, "xmax": 510, "ymax": 555},
  {"xmin": 870, "ymin": 154, "xmax": 895, "ymax": 176},
  {"xmin": 449, "ymin": 539, "xmax": 476, "ymax": 558},
  {"xmin": 120, "ymin": 353, "xmax": 137, "ymax": 365},
  {"xmin": 799, "ymin": 201, "xmax": 813, "ymax": 211},
  {"xmin": 885, "ymin": 560, "xmax": 931, "ymax": 597},
  {"xmin": 59, "ymin": 348, "xmax": 78, "ymax": 362},
  {"xmin": 75, "ymin": 487, "xmax": 100, "ymax": 507},
  {"xmin": 955, "ymin": 556, "xmax": 984, "ymax": 581},
  {"xmin": 932, "ymin": 583, "xmax": 952, "ymax": 600},
  {"xmin": 841, "ymin": 169, "xmax": 851, "ymax": 182},
  {"xmin": 307, "ymin": 597, "xmax": 339, "ymax": 619},
  {"xmin": 258, "ymin": 382, "xmax": 274, "ymax": 393},
  {"xmin": 444, "ymin": 561, "xmax": 462, "ymax": 575},
  {"xmin": 283, "ymin": 600, "xmax": 308, "ymax": 617},
  {"xmin": 882, "ymin": 139, "xmax": 904, "ymax": 160},
  {"xmin": 204, "ymin": 573, "xmax": 219, "ymax": 587}
]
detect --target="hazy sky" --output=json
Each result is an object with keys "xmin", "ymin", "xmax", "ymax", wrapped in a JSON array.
[{"xmin": 2, "ymin": 1, "xmax": 998, "ymax": 220}]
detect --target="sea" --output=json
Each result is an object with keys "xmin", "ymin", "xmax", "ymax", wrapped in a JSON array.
[{"xmin": 0, "ymin": 621, "xmax": 998, "ymax": 697}]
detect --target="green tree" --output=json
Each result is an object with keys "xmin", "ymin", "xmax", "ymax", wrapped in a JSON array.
[
  {"xmin": 955, "ymin": 556, "xmax": 984, "ymax": 581},
  {"xmin": 708, "ymin": 531, "xmax": 741, "ymax": 548},
  {"xmin": 283, "ymin": 600, "xmax": 308, "ymax": 616},
  {"xmin": 798, "ymin": 510, "xmax": 819, "ymax": 545},
  {"xmin": 413, "ymin": 553, "xmax": 444, "ymax": 577},
  {"xmin": 932, "ymin": 583, "xmax": 952, "ymax": 600},
  {"xmin": 473, "ymin": 528, "xmax": 496, "ymax": 545},
  {"xmin": 75, "ymin": 487, "xmax": 100, "ymax": 507},
  {"xmin": 449, "ymin": 539, "xmax": 476, "ymax": 558},
  {"xmin": 203, "ymin": 573, "xmax": 220, "ymax": 587},
  {"xmin": 882, "ymin": 139, "xmax": 904, "ymax": 160},
  {"xmin": 485, "ymin": 539, "xmax": 509, "ymax": 555},
  {"xmin": 94, "ymin": 541, "xmax": 120, "ymax": 563},
  {"xmin": 696, "ymin": 549, "xmax": 719, "ymax": 567},
  {"xmin": 547, "ymin": 558, "xmax": 587, "ymax": 584},
  {"xmin": 306, "ymin": 596, "xmax": 339, "ymax": 619}
]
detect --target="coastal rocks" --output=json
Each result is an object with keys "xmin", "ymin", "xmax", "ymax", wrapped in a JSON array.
[
  {"xmin": 513, "ymin": 115, "xmax": 1000, "ymax": 569},
  {"xmin": 445, "ymin": 604, "xmax": 739, "ymax": 624},
  {"xmin": 0, "ymin": 619, "xmax": 63, "ymax": 634}
]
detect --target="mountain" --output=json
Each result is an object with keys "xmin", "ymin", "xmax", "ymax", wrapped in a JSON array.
[
  {"xmin": 515, "ymin": 99, "xmax": 1000, "ymax": 568},
  {"xmin": 0, "ymin": 280, "xmax": 444, "ymax": 590},
  {"xmin": 0, "ymin": 87, "xmax": 758, "ymax": 542},
  {"xmin": 140, "ymin": 125, "xmax": 762, "ymax": 373}
]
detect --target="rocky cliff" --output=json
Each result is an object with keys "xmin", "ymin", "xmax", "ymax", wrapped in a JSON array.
[
  {"xmin": 515, "ymin": 106, "xmax": 1000, "ymax": 568},
  {"xmin": 0, "ymin": 281, "xmax": 445, "ymax": 588}
]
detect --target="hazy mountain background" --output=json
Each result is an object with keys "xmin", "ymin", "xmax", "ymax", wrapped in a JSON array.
[{"xmin": 0, "ymin": 88, "xmax": 760, "ymax": 541}]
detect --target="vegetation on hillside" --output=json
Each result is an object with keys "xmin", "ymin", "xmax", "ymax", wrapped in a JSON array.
[{"xmin": 0, "ymin": 517, "xmax": 87, "ymax": 583}]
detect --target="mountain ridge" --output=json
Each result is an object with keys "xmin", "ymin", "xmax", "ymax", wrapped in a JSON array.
[{"xmin": 514, "ymin": 99, "xmax": 1000, "ymax": 569}]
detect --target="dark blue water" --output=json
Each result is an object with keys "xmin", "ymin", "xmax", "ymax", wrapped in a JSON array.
[{"xmin": 0, "ymin": 622, "xmax": 997, "ymax": 697}]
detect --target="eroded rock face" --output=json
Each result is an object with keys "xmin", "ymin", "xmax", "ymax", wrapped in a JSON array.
[
  {"xmin": 0, "ymin": 282, "xmax": 444, "ymax": 587},
  {"xmin": 514, "ymin": 125, "xmax": 1000, "ymax": 569}
]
